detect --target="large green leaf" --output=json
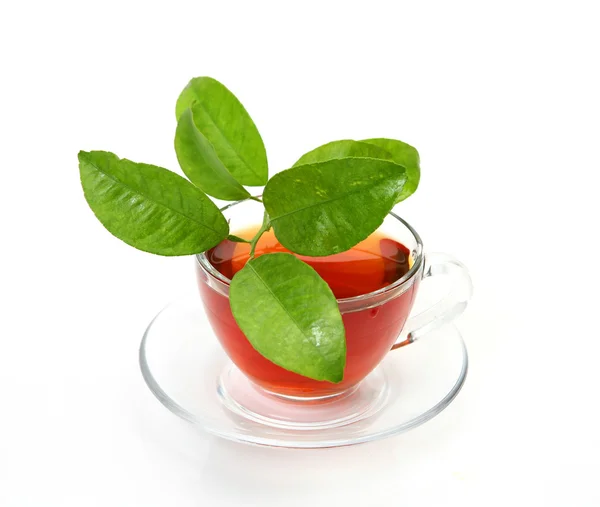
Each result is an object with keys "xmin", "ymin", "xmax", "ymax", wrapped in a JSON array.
[
  {"xmin": 293, "ymin": 139, "xmax": 393, "ymax": 167},
  {"xmin": 230, "ymin": 253, "xmax": 346, "ymax": 382},
  {"xmin": 78, "ymin": 151, "xmax": 229, "ymax": 256},
  {"xmin": 263, "ymin": 157, "xmax": 406, "ymax": 256},
  {"xmin": 361, "ymin": 138, "xmax": 420, "ymax": 202},
  {"xmin": 175, "ymin": 77, "xmax": 268, "ymax": 186},
  {"xmin": 175, "ymin": 107, "xmax": 250, "ymax": 201}
]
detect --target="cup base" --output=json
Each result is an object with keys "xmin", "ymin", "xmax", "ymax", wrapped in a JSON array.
[{"xmin": 217, "ymin": 364, "xmax": 389, "ymax": 430}]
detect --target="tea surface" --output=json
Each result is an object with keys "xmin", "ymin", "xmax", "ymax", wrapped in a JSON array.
[{"xmin": 208, "ymin": 229, "xmax": 411, "ymax": 298}]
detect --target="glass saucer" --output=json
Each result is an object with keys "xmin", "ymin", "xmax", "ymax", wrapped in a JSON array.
[{"xmin": 140, "ymin": 298, "xmax": 468, "ymax": 448}]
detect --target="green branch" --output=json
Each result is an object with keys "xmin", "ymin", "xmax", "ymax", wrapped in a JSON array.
[{"xmin": 249, "ymin": 210, "xmax": 271, "ymax": 259}]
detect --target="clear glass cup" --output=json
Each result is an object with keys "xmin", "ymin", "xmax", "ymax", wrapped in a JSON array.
[{"xmin": 196, "ymin": 198, "xmax": 473, "ymax": 401}]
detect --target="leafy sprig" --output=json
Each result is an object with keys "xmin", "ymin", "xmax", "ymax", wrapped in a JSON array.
[{"xmin": 79, "ymin": 76, "xmax": 420, "ymax": 382}]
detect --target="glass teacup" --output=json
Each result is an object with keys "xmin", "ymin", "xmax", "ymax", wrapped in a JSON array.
[{"xmin": 196, "ymin": 199, "xmax": 472, "ymax": 404}]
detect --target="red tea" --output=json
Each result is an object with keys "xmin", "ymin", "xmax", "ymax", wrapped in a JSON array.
[{"xmin": 198, "ymin": 229, "xmax": 420, "ymax": 397}]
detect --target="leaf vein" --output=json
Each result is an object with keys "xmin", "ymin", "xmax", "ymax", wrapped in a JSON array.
[
  {"xmin": 246, "ymin": 261, "xmax": 324, "ymax": 356},
  {"xmin": 194, "ymin": 101, "xmax": 263, "ymax": 181},
  {"xmin": 84, "ymin": 158, "xmax": 223, "ymax": 235},
  {"xmin": 269, "ymin": 178, "xmax": 399, "ymax": 221}
]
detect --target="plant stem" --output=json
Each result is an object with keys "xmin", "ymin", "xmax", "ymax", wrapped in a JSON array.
[
  {"xmin": 227, "ymin": 234, "xmax": 251, "ymax": 244},
  {"xmin": 250, "ymin": 196, "xmax": 263, "ymax": 203},
  {"xmin": 249, "ymin": 210, "xmax": 271, "ymax": 259}
]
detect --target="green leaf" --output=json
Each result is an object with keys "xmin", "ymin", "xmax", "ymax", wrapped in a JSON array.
[
  {"xmin": 294, "ymin": 138, "xmax": 419, "ymax": 204},
  {"xmin": 174, "ymin": 107, "xmax": 250, "ymax": 201},
  {"xmin": 361, "ymin": 138, "xmax": 420, "ymax": 202},
  {"xmin": 78, "ymin": 150, "xmax": 229, "ymax": 256},
  {"xmin": 263, "ymin": 157, "xmax": 406, "ymax": 256},
  {"xmin": 293, "ymin": 139, "xmax": 393, "ymax": 167},
  {"xmin": 175, "ymin": 77, "xmax": 268, "ymax": 186},
  {"xmin": 230, "ymin": 253, "xmax": 346, "ymax": 382}
]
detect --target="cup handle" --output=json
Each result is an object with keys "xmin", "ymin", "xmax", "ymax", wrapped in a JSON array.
[{"xmin": 391, "ymin": 252, "xmax": 473, "ymax": 350}]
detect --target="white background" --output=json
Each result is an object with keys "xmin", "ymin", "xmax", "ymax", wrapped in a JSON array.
[{"xmin": 1, "ymin": 1, "xmax": 599, "ymax": 505}]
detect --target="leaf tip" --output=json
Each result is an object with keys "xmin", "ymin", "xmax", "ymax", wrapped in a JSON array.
[{"xmin": 325, "ymin": 367, "xmax": 345, "ymax": 384}]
